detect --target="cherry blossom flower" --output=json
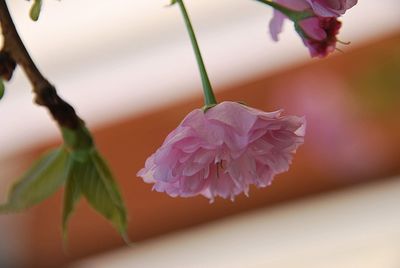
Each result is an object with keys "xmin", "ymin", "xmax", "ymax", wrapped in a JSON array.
[
  {"xmin": 137, "ymin": 101, "xmax": 305, "ymax": 201},
  {"xmin": 269, "ymin": 0, "xmax": 355, "ymax": 57}
]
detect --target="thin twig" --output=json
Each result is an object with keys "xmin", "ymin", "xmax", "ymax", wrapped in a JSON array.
[{"xmin": 0, "ymin": 0, "xmax": 81, "ymax": 129}]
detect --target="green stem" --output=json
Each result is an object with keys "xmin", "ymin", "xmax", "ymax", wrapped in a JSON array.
[{"xmin": 176, "ymin": 0, "xmax": 217, "ymax": 106}]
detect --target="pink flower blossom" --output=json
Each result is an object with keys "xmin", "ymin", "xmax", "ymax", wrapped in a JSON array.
[
  {"xmin": 269, "ymin": 0, "xmax": 354, "ymax": 57},
  {"xmin": 137, "ymin": 101, "xmax": 305, "ymax": 201},
  {"xmin": 306, "ymin": 0, "xmax": 358, "ymax": 17}
]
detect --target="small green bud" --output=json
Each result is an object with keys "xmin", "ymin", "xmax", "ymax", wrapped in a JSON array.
[{"xmin": 30, "ymin": 0, "xmax": 42, "ymax": 21}]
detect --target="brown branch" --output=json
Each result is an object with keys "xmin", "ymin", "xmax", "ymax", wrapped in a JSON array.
[{"xmin": 0, "ymin": 0, "xmax": 81, "ymax": 129}]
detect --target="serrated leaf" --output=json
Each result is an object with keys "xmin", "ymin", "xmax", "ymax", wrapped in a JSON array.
[
  {"xmin": 62, "ymin": 157, "xmax": 81, "ymax": 239},
  {"xmin": 75, "ymin": 150, "xmax": 127, "ymax": 236},
  {"xmin": 30, "ymin": 0, "xmax": 42, "ymax": 21},
  {"xmin": 0, "ymin": 147, "xmax": 69, "ymax": 212},
  {"xmin": 0, "ymin": 79, "xmax": 4, "ymax": 100},
  {"xmin": 60, "ymin": 124, "xmax": 128, "ymax": 241}
]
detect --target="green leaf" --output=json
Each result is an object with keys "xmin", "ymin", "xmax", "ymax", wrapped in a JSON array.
[
  {"xmin": 0, "ymin": 147, "xmax": 69, "ymax": 212},
  {"xmin": 30, "ymin": 0, "xmax": 42, "ymax": 21},
  {"xmin": 60, "ymin": 124, "xmax": 128, "ymax": 241},
  {"xmin": 78, "ymin": 150, "xmax": 128, "ymax": 237},
  {"xmin": 61, "ymin": 147, "xmax": 128, "ymax": 240},
  {"xmin": 62, "ymin": 157, "xmax": 81, "ymax": 239},
  {"xmin": 0, "ymin": 119, "xmax": 128, "ymax": 243},
  {"xmin": 170, "ymin": 0, "xmax": 177, "ymax": 5},
  {"xmin": 0, "ymin": 79, "xmax": 4, "ymax": 100}
]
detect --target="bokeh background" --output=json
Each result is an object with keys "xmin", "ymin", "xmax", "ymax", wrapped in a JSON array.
[{"xmin": 0, "ymin": 0, "xmax": 399, "ymax": 267}]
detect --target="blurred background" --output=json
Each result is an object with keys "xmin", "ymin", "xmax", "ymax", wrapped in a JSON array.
[{"xmin": 0, "ymin": 0, "xmax": 400, "ymax": 267}]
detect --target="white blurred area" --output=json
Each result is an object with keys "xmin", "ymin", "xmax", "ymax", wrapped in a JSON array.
[
  {"xmin": 0, "ymin": 0, "xmax": 399, "ymax": 158},
  {"xmin": 73, "ymin": 177, "xmax": 400, "ymax": 268}
]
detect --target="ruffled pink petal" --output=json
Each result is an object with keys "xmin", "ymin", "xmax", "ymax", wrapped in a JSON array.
[
  {"xmin": 299, "ymin": 17, "xmax": 327, "ymax": 40},
  {"xmin": 345, "ymin": 0, "xmax": 357, "ymax": 9},
  {"xmin": 276, "ymin": 0, "xmax": 311, "ymax": 10},
  {"xmin": 306, "ymin": 0, "xmax": 358, "ymax": 17},
  {"xmin": 268, "ymin": 0, "xmax": 311, "ymax": 42},
  {"xmin": 205, "ymin": 102, "xmax": 258, "ymax": 136},
  {"xmin": 269, "ymin": 9, "xmax": 286, "ymax": 41}
]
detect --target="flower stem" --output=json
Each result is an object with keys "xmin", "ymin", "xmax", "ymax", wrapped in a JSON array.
[{"xmin": 176, "ymin": 0, "xmax": 217, "ymax": 106}]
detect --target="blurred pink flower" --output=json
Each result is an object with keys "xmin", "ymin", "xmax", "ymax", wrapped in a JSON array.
[
  {"xmin": 270, "ymin": 72, "xmax": 394, "ymax": 178},
  {"xmin": 137, "ymin": 101, "xmax": 305, "ymax": 201},
  {"xmin": 269, "ymin": 0, "xmax": 355, "ymax": 57},
  {"xmin": 306, "ymin": 0, "xmax": 358, "ymax": 17}
]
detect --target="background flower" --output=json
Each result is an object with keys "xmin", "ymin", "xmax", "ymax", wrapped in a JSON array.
[
  {"xmin": 269, "ymin": 0, "xmax": 355, "ymax": 57},
  {"xmin": 270, "ymin": 71, "xmax": 397, "ymax": 178}
]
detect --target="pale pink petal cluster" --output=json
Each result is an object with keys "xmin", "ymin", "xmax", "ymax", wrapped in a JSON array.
[
  {"xmin": 137, "ymin": 101, "xmax": 305, "ymax": 201},
  {"xmin": 269, "ymin": 0, "xmax": 357, "ymax": 57}
]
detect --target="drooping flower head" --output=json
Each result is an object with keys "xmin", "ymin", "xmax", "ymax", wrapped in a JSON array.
[
  {"xmin": 137, "ymin": 101, "xmax": 305, "ymax": 202},
  {"xmin": 269, "ymin": 0, "xmax": 355, "ymax": 57}
]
